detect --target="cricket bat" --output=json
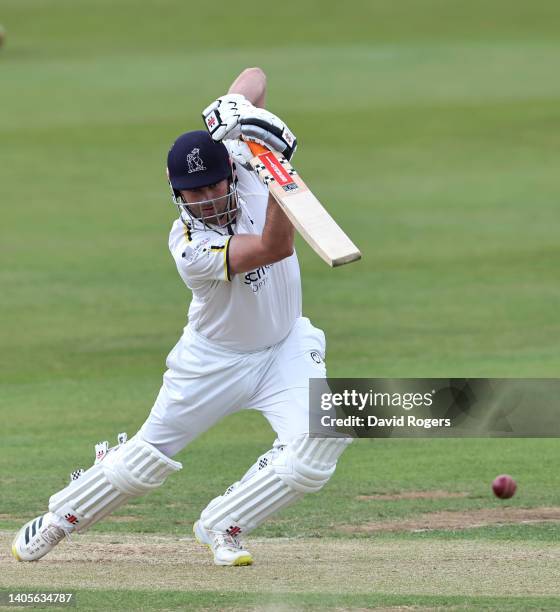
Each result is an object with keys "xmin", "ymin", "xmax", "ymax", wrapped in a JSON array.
[{"xmin": 244, "ymin": 141, "xmax": 361, "ymax": 267}]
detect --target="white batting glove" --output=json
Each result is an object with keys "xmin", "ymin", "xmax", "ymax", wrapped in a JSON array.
[
  {"xmin": 202, "ymin": 94, "xmax": 253, "ymax": 141},
  {"xmin": 203, "ymin": 95, "xmax": 298, "ymax": 160},
  {"xmin": 224, "ymin": 139, "xmax": 254, "ymax": 170},
  {"xmin": 240, "ymin": 108, "xmax": 297, "ymax": 160}
]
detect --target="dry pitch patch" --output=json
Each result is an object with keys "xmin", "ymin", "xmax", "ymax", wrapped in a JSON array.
[
  {"xmin": 355, "ymin": 490, "xmax": 470, "ymax": 501},
  {"xmin": 342, "ymin": 506, "xmax": 560, "ymax": 533},
  {"xmin": 1, "ymin": 530, "xmax": 559, "ymax": 598}
]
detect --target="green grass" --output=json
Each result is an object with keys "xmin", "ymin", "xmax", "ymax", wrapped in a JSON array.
[
  {"xmin": 1, "ymin": 0, "xmax": 560, "ymax": 609},
  {"xmin": 7, "ymin": 431, "xmax": 560, "ymax": 538},
  {"xmin": 2, "ymin": 589, "xmax": 560, "ymax": 611}
]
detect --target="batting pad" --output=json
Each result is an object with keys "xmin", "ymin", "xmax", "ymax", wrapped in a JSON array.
[
  {"xmin": 49, "ymin": 436, "xmax": 182, "ymax": 532},
  {"xmin": 277, "ymin": 435, "xmax": 352, "ymax": 493},
  {"xmin": 201, "ymin": 435, "xmax": 351, "ymax": 535}
]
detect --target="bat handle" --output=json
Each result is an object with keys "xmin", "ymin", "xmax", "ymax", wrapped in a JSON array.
[{"xmin": 244, "ymin": 139, "xmax": 269, "ymax": 156}]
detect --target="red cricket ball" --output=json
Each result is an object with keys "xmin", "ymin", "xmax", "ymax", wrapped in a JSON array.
[{"xmin": 492, "ymin": 474, "xmax": 517, "ymax": 499}]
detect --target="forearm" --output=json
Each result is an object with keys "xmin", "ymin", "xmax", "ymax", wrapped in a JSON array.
[
  {"xmin": 227, "ymin": 192, "xmax": 294, "ymax": 275},
  {"xmin": 261, "ymin": 192, "xmax": 294, "ymax": 258},
  {"xmin": 228, "ymin": 67, "xmax": 267, "ymax": 108}
]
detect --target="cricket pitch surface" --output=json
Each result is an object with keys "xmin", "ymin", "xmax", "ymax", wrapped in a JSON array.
[{"xmin": 1, "ymin": 531, "xmax": 559, "ymax": 598}]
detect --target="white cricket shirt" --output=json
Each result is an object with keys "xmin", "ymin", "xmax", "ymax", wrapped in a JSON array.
[{"xmin": 168, "ymin": 162, "xmax": 302, "ymax": 351}]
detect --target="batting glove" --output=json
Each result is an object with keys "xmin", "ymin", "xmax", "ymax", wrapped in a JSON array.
[
  {"xmin": 239, "ymin": 108, "xmax": 297, "ymax": 160},
  {"xmin": 202, "ymin": 94, "xmax": 253, "ymax": 141},
  {"xmin": 224, "ymin": 139, "xmax": 254, "ymax": 170},
  {"xmin": 203, "ymin": 95, "xmax": 297, "ymax": 160}
]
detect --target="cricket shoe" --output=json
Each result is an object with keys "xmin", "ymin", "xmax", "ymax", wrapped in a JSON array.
[
  {"xmin": 193, "ymin": 520, "xmax": 253, "ymax": 566},
  {"xmin": 12, "ymin": 512, "xmax": 74, "ymax": 562}
]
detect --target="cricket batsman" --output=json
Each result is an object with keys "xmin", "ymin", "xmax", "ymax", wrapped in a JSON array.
[{"xmin": 12, "ymin": 67, "xmax": 351, "ymax": 566}]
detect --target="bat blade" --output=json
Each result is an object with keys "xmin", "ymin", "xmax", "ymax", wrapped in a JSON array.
[{"xmin": 245, "ymin": 142, "xmax": 361, "ymax": 267}]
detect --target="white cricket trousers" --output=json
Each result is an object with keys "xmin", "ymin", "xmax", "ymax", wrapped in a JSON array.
[{"xmin": 138, "ymin": 317, "xmax": 327, "ymax": 457}]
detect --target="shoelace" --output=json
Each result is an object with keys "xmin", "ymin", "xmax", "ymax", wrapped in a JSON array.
[
  {"xmin": 41, "ymin": 523, "xmax": 71, "ymax": 545},
  {"xmin": 213, "ymin": 532, "xmax": 242, "ymax": 551},
  {"xmin": 41, "ymin": 517, "xmax": 74, "ymax": 544}
]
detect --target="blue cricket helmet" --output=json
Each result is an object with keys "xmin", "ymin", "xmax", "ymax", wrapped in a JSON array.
[{"xmin": 167, "ymin": 130, "xmax": 232, "ymax": 193}]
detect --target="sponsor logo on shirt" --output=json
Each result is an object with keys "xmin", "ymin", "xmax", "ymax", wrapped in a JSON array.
[
  {"xmin": 244, "ymin": 264, "xmax": 273, "ymax": 293},
  {"xmin": 310, "ymin": 350, "xmax": 323, "ymax": 364},
  {"xmin": 182, "ymin": 238, "xmax": 211, "ymax": 263}
]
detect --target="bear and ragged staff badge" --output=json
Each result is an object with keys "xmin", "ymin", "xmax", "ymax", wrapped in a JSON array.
[{"xmin": 186, "ymin": 148, "xmax": 206, "ymax": 173}]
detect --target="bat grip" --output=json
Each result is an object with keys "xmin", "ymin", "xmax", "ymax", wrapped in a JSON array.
[{"xmin": 244, "ymin": 139, "xmax": 269, "ymax": 156}]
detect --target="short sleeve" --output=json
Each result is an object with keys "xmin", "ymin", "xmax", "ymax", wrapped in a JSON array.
[{"xmin": 172, "ymin": 228, "xmax": 231, "ymax": 285}]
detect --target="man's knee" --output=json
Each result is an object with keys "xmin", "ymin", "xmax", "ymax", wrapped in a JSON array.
[
  {"xmin": 199, "ymin": 434, "xmax": 351, "ymax": 534},
  {"xmin": 272, "ymin": 435, "xmax": 352, "ymax": 494},
  {"xmin": 49, "ymin": 434, "xmax": 182, "ymax": 532},
  {"xmin": 135, "ymin": 429, "xmax": 181, "ymax": 460}
]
